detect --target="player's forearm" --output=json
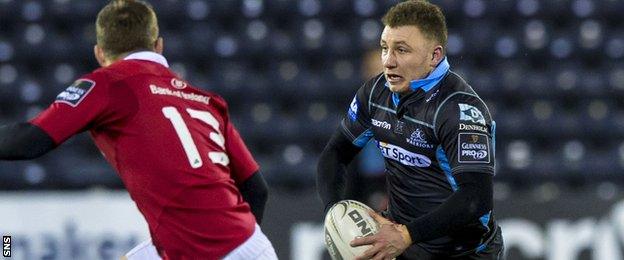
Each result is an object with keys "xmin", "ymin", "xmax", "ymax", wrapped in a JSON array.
[
  {"xmin": 405, "ymin": 172, "xmax": 493, "ymax": 243},
  {"xmin": 316, "ymin": 130, "xmax": 361, "ymax": 212},
  {"xmin": 0, "ymin": 122, "xmax": 55, "ymax": 160},
  {"xmin": 238, "ymin": 171, "xmax": 268, "ymax": 224}
]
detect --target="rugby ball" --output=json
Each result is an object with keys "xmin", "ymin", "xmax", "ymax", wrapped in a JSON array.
[{"xmin": 324, "ymin": 200, "xmax": 379, "ymax": 260}]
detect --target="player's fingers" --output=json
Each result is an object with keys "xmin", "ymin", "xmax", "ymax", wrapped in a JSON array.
[
  {"xmin": 368, "ymin": 210, "xmax": 390, "ymax": 224},
  {"xmin": 351, "ymin": 235, "xmax": 376, "ymax": 247},
  {"xmin": 355, "ymin": 243, "xmax": 384, "ymax": 260},
  {"xmin": 371, "ymin": 250, "xmax": 387, "ymax": 260}
]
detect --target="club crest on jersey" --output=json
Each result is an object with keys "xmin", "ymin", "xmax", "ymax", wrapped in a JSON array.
[
  {"xmin": 459, "ymin": 103, "xmax": 486, "ymax": 125},
  {"xmin": 55, "ymin": 79, "xmax": 96, "ymax": 107},
  {"xmin": 377, "ymin": 141, "xmax": 431, "ymax": 167},
  {"xmin": 171, "ymin": 78, "xmax": 187, "ymax": 89},
  {"xmin": 406, "ymin": 128, "xmax": 434, "ymax": 149},
  {"xmin": 394, "ymin": 120, "xmax": 405, "ymax": 135},
  {"xmin": 348, "ymin": 96, "xmax": 358, "ymax": 122}
]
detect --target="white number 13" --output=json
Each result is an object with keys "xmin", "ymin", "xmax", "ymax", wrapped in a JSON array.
[{"xmin": 162, "ymin": 106, "xmax": 230, "ymax": 169}]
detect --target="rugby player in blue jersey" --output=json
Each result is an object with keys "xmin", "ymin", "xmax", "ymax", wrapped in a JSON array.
[{"xmin": 317, "ymin": 1, "xmax": 503, "ymax": 259}]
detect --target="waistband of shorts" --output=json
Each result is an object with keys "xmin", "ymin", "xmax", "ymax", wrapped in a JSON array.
[{"xmin": 223, "ymin": 224, "xmax": 272, "ymax": 259}]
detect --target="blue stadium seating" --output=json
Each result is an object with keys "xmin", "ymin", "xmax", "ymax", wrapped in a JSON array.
[{"xmin": 0, "ymin": 0, "xmax": 623, "ymax": 189}]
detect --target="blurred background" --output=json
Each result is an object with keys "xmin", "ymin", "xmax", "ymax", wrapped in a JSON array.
[{"xmin": 1, "ymin": 0, "xmax": 624, "ymax": 259}]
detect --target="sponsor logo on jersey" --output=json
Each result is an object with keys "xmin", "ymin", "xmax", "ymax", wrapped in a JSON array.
[
  {"xmin": 371, "ymin": 119, "xmax": 391, "ymax": 130},
  {"xmin": 406, "ymin": 128, "xmax": 434, "ymax": 149},
  {"xmin": 459, "ymin": 103, "xmax": 486, "ymax": 125},
  {"xmin": 377, "ymin": 141, "xmax": 431, "ymax": 167},
  {"xmin": 348, "ymin": 96, "xmax": 358, "ymax": 122},
  {"xmin": 425, "ymin": 89, "xmax": 439, "ymax": 103},
  {"xmin": 171, "ymin": 78, "xmax": 187, "ymax": 89},
  {"xmin": 55, "ymin": 79, "xmax": 95, "ymax": 107},
  {"xmin": 458, "ymin": 123, "xmax": 489, "ymax": 133},
  {"xmin": 149, "ymin": 84, "xmax": 210, "ymax": 104},
  {"xmin": 458, "ymin": 133, "xmax": 490, "ymax": 163}
]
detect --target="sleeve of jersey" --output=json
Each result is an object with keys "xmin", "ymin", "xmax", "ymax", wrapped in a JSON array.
[
  {"xmin": 434, "ymin": 95, "xmax": 495, "ymax": 176},
  {"xmin": 30, "ymin": 74, "xmax": 109, "ymax": 145},
  {"xmin": 339, "ymin": 78, "xmax": 376, "ymax": 148},
  {"xmin": 225, "ymin": 121, "xmax": 259, "ymax": 184}
]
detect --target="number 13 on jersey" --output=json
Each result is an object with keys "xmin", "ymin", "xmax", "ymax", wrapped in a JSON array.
[{"xmin": 162, "ymin": 106, "xmax": 230, "ymax": 169}]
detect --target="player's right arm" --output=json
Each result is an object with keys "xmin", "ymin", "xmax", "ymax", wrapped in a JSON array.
[
  {"xmin": 316, "ymin": 130, "xmax": 362, "ymax": 212},
  {"xmin": 317, "ymin": 75, "xmax": 379, "ymax": 211},
  {"xmin": 0, "ymin": 123, "xmax": 56, "ymax": 160},
  {"xmin": 0, "ymin": 74, "xmax": 111, "ymax": 160}
]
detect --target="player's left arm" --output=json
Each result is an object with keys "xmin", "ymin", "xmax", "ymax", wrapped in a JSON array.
[
  {"xmin": 223, "ymin": 115, "xmax": 268, "ymax": 224},
  {"xmin": 404, "ymin": 95, "xmax": 495, "ymax": 243},
  {"xmin": 237, "ymin": 170, "xmax": 268, "ymax": 224}
]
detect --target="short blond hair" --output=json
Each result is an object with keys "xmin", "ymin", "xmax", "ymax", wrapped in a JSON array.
[
  {"xmin": 96, "ymin": 0, "xmax": 159, "ymax": 59},
  {"xmin": 382, "ymin": 0, "xmax": 448, "ymax": 47}
]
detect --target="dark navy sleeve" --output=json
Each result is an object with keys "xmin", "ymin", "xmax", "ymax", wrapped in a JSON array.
[
  {"xmin": 339, "ymin": 75, "xmax": 382, "ymax": 148},
  {"xmin": 434, "ymin": 94, "xmax": 495, "ymax": 176}
]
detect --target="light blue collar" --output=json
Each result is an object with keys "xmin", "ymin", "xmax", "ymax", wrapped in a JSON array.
[
  {"xmin": 389, "ymin": 57, "xmax": 450, "ymax": 107},
  {"xmin": 410, "ymin": 56, "xmax": 449, "ymax": 92}
]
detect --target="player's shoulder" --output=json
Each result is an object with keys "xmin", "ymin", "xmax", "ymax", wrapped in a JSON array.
[
  {"xmin": 357, "ymin": 73, "xmax": 387, "ymax": 105},
  {"xmin": 435, "ymin": 71, "xmax": 488, "ymax": 108},
  {"xmin": 431, "ymin": 72, "xmax": 492, "ymax": 126},
  {"xmin": 187, "ymin": 84, "xmax": 230, "ymax": 112},
  {"xmin": 79, "ymin": 62, "xmax": 135, "ymax": 88},
  {"xmin": 361, "ymin": 73, "xmax": 386, "ymax": 93}
]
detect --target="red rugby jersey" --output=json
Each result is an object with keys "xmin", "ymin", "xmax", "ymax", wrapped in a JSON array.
[{"xmin": 31, "ymin": 52, "xmax": 258, "ymax": 259}]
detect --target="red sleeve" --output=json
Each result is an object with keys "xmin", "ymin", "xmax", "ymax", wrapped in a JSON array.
[
  {"xmin": 30, "ymin": 73, "xmax": 109, "ymax": 145},
  {"xmin": 226, "ymin": 121, "xmax": 259, "ymax": 184}
]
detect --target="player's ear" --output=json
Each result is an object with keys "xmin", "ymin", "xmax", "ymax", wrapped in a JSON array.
[
  {"xmin": 430, "ymin": 45, "xmax": 444, "ymax": 67},
  {"xmin": 154, "ymin": 37, "xmax": 163, "ymax": 54},
  {"xmin": 94, "ymin": 45, "xmax": 107, "ymax": 67}
]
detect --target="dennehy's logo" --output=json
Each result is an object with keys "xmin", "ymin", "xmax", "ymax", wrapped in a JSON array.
[
  {"xmin": 459, "ymin": 103, "xmax": 486, "ymax": 125},
  {"xmin": 377, "ymin": 141, "xmax": 431, "ymax": 167},
  {"xmin": 459, "ymin": 123, "xmax": 488, "ymax": 133}
]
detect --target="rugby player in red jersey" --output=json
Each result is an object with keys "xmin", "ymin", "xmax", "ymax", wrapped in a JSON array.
[{"xmin": 0, "ymin": 1, "xmax": 277, "ymax": 259}]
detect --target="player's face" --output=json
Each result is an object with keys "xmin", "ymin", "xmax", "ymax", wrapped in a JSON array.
[{"xmin": 380, "ymin": 25, "xmax": 439, "ymax": 94}]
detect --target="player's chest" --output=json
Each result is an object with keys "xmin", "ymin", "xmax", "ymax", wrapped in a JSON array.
[{"xmin": 368, "ymin": 102, "xmax": 439, "ymax": 166}]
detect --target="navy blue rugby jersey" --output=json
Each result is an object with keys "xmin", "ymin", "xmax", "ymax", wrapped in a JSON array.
[{"xmin": 341, "ymin": 71, "xmax": 497, "ymax": 254}]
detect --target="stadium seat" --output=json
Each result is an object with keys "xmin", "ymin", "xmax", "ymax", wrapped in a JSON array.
[{"xmin": 1, "ymin": 0, "xmax": 622, "ymax": 189}]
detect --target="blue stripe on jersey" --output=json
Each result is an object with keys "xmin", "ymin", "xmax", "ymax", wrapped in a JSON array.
[
  {"xmin": 475, "ymin": 242, "xmax": 488, "ymax": 253},
  {"xmin": 436, "ymin": 145, "xmax": 458, "ymax": 191},
  {"xmin": 353, "ymin": 129, "xmax": 374, "ymax": 148},
  {"xmin": 392, "ymin": 92, "xmax": 400, "ymax": 107},
  {"xmin": 480, "ymin": 211, "xmax": 491, "ymax": 231},
  {"xmin": 475, "ymin": 211, "xmax": 493, "ymax": 253},
  {"xmin": 491, "ymin": 121, "xmax": 496, "ymax": 155}
]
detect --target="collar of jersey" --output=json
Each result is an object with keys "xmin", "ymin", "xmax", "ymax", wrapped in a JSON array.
[
  {"xmin": 388, "ymin": 56, "xmax": 450, "ymax": 107},
  {"xmin": 123, "ymin": 51, "xmax": 170, "ymax": 68}
]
